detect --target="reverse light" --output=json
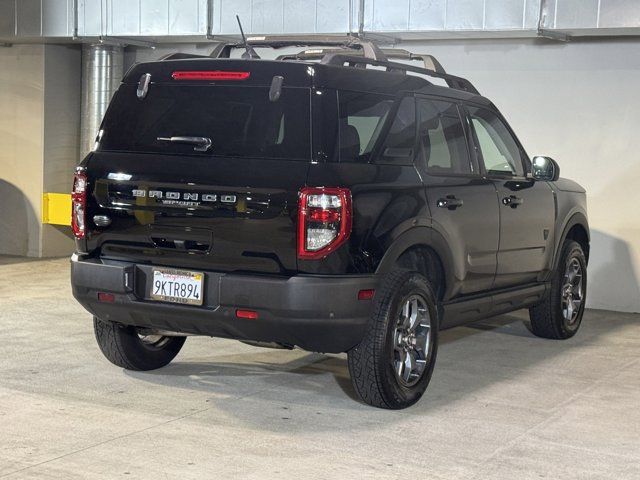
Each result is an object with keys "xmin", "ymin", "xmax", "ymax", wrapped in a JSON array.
[
  {"xmin": 171, "ymin": 71, "xmax": 250, "ymax": 81},
  {"xmin": 298, "ymin": 187, "xmax": 352, "ymax": 260},
  {"xmin": 71, "ymin": 171, "xmax": 88, "ymax": 239}
]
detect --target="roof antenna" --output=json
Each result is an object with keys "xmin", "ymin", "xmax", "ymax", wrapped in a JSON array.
[{"xmin": 236, "ymin": 15, "xmax": 260, "ymax": 59}]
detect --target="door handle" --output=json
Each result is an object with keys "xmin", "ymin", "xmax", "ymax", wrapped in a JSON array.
[
  {"xmin": 437, "ymin": 195, "xmax": 464, "ymax": 210},
  {"xmin": 502, "ymin": 195, "xmax": 524, "ymax": 208}
]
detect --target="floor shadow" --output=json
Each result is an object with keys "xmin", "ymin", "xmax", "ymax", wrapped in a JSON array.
[
  {"xmin": 0, "ymin": 180, "xmax": 36, "ymax": 257},
  {"xmin": 126, "ymin": 307, "xmax": 638, "ymax": 429}
]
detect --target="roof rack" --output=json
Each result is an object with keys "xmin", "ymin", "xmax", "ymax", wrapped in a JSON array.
[
  {"xmin": 239, "ymin": 35, "xmax": 387, "ymax": 61},
  {"xmin": 158, "ymin": 36, "xmax": 479, "ymax": 95},
  {"xmin": 276, "ymin": 47, "xmax": 443, "ymax": 71},
  {"xmin": 320, "ymin": 52, "xmax": 479, "ymax": 95}
]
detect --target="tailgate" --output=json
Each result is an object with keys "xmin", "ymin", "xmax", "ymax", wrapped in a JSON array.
[
  {"xmin": 85, "ymin": 151, "xmax": 307, "ymax": 274},
  {"xmin": 82, "ymin": 78, "xmax": 311, "ymax": 274}
]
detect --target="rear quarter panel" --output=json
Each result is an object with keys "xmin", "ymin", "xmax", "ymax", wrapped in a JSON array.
[{"xmin": 302, "ymin": 162, "xmax": 429, "ymax": 275}]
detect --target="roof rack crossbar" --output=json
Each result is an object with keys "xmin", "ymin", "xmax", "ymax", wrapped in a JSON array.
[
  {"xmin": 159, "ymin": 52, "xmax": 212, "ymax": 61},
  {"xmin": 278, "ymin": 47, "xmax": 448, "ymax": 73},
  {"xmin": 320, "ymin": 53, "xmax": 479, "ymax": 95}
]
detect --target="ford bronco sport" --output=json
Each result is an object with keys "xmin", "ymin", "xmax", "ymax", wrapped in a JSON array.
[{"xmin": 71, "ymin": 38, "xmax": 589, "ymax": 409}]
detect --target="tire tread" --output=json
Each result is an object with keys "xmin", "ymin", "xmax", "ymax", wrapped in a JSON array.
[
  {"xmin": 93, "ymin": 317, "xmax": 185, "ymax": 371},
  {"xmin": 348, "ymin": 269, "xmax": 438, "ymax": 409},
  {"xmin": 529, "ymin": 240, "xmax": 586, "ymax": 340}
]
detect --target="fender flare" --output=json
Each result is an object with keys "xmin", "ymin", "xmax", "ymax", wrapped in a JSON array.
[
  {"xmin": 375, "ymin": 227, "xmax": 458, "ymax": 299},
  {"xmin": 552, "ymin": 211, "xmax": 590, "ymax": 270}
]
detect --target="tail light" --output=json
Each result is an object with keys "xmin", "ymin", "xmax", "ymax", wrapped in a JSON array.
[
  {"xmin": 71, "ymin": 171, "xmax": 88, "ymax": 239},
  {"xmin": 298, "ymin": 187, "xmax": 352, "ymax": 260}
]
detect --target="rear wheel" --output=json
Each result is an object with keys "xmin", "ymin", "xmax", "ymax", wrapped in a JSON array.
[
  {"xmin": 348, "ymin": 269, "xmax": 439, "ymax": 409},
  {"xmin": 528, "ymin": 240, "xmax": 587, "ymax": 339},
  {"xmin": 93, "ymin": 317, "xmax": 186, "ymax": 371}
]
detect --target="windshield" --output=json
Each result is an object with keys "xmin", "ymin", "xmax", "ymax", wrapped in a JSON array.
[{"xmin": 97, "ymin": 85, "xmax": 311, "ymax": 160}]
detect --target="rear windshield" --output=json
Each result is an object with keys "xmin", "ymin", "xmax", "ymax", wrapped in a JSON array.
[{"xmin": 98, "ymin": 85, "xmax": 311, "ymax": 160}]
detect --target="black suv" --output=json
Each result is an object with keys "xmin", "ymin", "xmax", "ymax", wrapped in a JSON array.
[{"xmin": 71, "ymin": 39, "xmax": 589, "ymax": 409}]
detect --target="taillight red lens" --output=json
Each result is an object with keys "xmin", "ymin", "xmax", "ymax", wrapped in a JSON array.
[
  {"xmin": 171, "ymin": 71, "xmax": 251, "ymax": 81},
  {"xmin": 71, "ymin": 172, "xmax": 87, "ymax": 239},
  {"xmin": 308, "ymin": 208, "xmax": 341, "ymax": 223},
  {"xmin": 298, "ymin": 187, "xmax": 352, "ymax": 260}
]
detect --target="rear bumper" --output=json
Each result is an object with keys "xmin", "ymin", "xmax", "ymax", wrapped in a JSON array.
[{"xmin": 70, "ymin": 255, "xmax": 377, "ymax": 353}]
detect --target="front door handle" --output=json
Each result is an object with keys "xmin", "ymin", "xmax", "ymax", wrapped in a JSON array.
[
  {"xmin": 437, "ymin": 195, "xmax": 464, "ymax": 210},
  {"xmin": 502, "ymin": 195, "xmax": 524, "ymax": 208}
]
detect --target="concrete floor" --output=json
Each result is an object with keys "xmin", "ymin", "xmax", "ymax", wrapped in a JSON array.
[{"xmin": 0, "ymin": 257, "xmax": 639, "ymax": 479}]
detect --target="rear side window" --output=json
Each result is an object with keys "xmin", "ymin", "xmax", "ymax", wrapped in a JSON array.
[
  {"xmin": 338, "ymin": 91, "xmax": 394, "ymax": 162},
  {"xmin": 418, "ymin": 98, "xmax": 472, "ymax": 175},
  {"xmin": 378, "ymin": 97, "xmax": 417, "ymax": 166},
  {"xmin": 98, "ymin": 85, "xmax": 311, "ymax": 160}
]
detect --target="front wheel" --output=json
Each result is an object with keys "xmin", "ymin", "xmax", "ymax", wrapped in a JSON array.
[
  {"xmin": 348, "ymin": 269, "xmax": 439, "ymax": 409},
  {"xmin": 93, "ymin": 317, "xmax": 186, "ymax": 371},
  {"xmin": 528, "ymin": 240, "xmax": 587, "ymax": 339}
]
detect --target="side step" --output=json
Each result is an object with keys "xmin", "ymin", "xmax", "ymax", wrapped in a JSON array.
[{"xmin": 441, "ymin": 283, "xmax": 548, "ymax": 329}]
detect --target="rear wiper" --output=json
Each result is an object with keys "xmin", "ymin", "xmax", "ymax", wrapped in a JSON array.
[{"xmin": 156, "ymin": 136, "xmax": 212, "ymax": 152}]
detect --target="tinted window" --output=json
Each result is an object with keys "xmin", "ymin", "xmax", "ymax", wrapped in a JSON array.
[
  {"xmin": 378, "ymin": 97, "xmax": 416, "ymax": 166},
  {"xmin": 98, "ymin": 85, "xmax": 311, "ymax": 160},
  {"xmin": 468, "ymin": 106, "xmax": 524, "ymax": 176},
  {"xmin": 338, "ymin": 91, "xmax": 394, "ymax": 162},
  {"xmin": 418, "ymin": 98, "xmax": 472, "ymax": 175}
]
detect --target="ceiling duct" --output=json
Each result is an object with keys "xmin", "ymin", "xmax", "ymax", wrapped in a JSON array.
[{"xmin": 0, "ymin": 1, "xmax": 639, "ymax": 43}]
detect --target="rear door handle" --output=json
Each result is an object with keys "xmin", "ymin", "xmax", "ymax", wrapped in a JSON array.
[
  {"xmin": 437, "ymin": 195, "xmax": 464, "ymax": 210},
  {"xmin": 502, "ymin": 195, "xmax": 524, "ymax": 208}
]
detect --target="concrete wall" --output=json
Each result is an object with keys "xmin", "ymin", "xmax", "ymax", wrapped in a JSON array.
[
  {"xmin": 42, "ymin": 45, "xmax": 81, "ymax": 257},
  {"xmin": 0, "ymin": 45, "xmax": 45, "ymax": 257},
  {"xmin": 0, "ymin": 44, "xmax": 80, "ymax": 258},
  {"xmin": 127, "ymin": 38, "xmax": 640, "ymax": 312}
]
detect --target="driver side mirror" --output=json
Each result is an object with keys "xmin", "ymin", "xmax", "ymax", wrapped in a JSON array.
[{"xmin": 531, "ymin": 156, "xmax": 560, "ymax": 181}]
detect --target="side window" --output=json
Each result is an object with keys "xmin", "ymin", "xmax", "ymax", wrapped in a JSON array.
[
  {"xmin": 338, "ymin": 91, "xmax": 394, "ymax": 162},
  {"xmin": 468, "ymin": 106, "xmax": 524, "ymax": 177},
  {"xmin": 377, "ymin": 97, "xmax": 416, "ymax": 165},
  {"xmin": 417, "ymin": 98, "xmax": 472, "ymax": 175}
]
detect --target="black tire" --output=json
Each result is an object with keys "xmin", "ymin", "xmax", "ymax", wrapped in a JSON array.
[
  {"xmin": 528, "ymin": 240, "xmax": 587, "ymax": 339},
  {"xmin": 348, "ymin": 269, "xmax": 439, "ymax": 409},
  {"xmin": 93, "ymin": 317, "xmax": 186, "ymax": 371}
]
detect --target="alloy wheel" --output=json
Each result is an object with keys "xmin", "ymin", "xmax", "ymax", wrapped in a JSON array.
[
  {"xmin": 392, "ymin": 295, "xmax": 433, "ymax": 387},
  {"xmin": 561, "ymin": 257, "xmax": 584, "ymax": 325},
  {"xmin": 137, "ymin": 332, "xmax": 171, "ymax": 348}
]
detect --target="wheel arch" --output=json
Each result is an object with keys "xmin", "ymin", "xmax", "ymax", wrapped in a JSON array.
[
  {"xmin": 554, "ymin": 212, "xmax": 590, "ymax": 269},
  {"xmin": 375, "ymin": 227, "xmax": 456, "ymax": 301}
]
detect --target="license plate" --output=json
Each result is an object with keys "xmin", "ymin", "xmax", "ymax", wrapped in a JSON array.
[{"xmin": 150, "ymin": 268, "xmax": 204, "ymax": 306}]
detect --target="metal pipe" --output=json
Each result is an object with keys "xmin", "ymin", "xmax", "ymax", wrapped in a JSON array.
[
  {"xmin": 79, "ymin": 44, "xmax": 124, "ymax": 159},
  {"xmin": 72, "ymin": 0, "xmax": 78, "ymax": 39},
  {"xmin": 537, "ymin": 0, "xmax": 570, "ymax": 42},
  {"xmin": 206, "ymin": 0, "xmax": 214, "ymax": 39}
]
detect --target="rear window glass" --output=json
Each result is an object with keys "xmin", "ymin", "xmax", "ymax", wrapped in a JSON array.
[
  {"xmin": 98, "ymin": 85, "xmax": 311, "ymax": 160},
  {"xmin": 338, "ymin": 91, "xmax": 394, "ymax": 162}
]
